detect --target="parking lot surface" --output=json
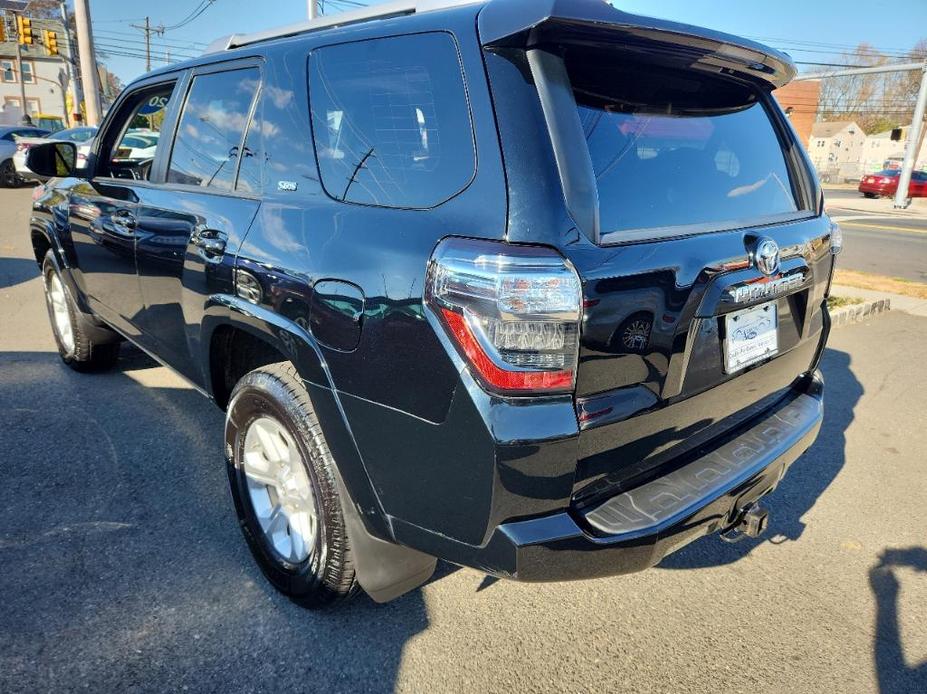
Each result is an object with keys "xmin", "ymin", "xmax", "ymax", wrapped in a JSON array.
[{"xmin": 1, "ymin": 187, "xmax": 925, "ymax": 693}]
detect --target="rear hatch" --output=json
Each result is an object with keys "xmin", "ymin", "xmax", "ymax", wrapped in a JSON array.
[{"xmin": 478, "ymin": 0, "xmax": 835, "ymax": 504}]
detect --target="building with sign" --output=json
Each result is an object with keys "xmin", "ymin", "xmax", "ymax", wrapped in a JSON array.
[{"xmin": 0, "ymin": 12, "xmax": 74, "ymax": 128}]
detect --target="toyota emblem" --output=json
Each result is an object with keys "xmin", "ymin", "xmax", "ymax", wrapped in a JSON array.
[{"xmin": 753, "ymin": 237, "xmax": 781, "ymax": 276}]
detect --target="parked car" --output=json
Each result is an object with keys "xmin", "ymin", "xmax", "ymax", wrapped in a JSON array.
[
  {"xmin": 0, "ymin": 125, "xmax": 50, "ymax": 187},
  {"xmin": 113, "ymin": 133, "xmax": 159, "ymax": 160},
  {"xmin": 26, "ymin": 0, "xmax": 838, "ymax": 608},
  {"xmin": 858, "ymin": 169, "xmax": 927, "ymax": 198},
  {"xmin": 32, "ymin": 113, "xmax": 66, "ymax": 133},
  {"xmin": 13, "ymin": 126, "xmax": 98, "ymax": 178}
]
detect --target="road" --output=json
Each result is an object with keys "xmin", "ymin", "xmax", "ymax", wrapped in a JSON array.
[
  {"xmin": 824, "ymin": 187, "xmax": 927, "ymax": 282},
  {"xmin": 2, "ymin": 187, "xmax": 926, "ymax": 693}
]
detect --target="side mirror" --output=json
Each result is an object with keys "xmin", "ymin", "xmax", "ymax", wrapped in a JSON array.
[{"xmin": 24, "ymin": 141, "xmax": 77, "ymax": 181}]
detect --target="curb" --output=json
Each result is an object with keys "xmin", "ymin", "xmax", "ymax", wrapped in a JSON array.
[{"xmin": 829, "ymin": 298, "xmax": 891, "ymax": 327}]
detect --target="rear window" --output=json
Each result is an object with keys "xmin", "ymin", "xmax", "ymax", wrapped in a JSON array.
[
  {"xmin": 565, "ymin": 53, "xmax": 800, "ymax": 238},
  {"xmin": 308, "ymin": 32, "xmax": 475, "ymax": 209}
]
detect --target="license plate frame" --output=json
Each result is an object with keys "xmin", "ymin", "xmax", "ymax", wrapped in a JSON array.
[{"xmin": 723, "ymin": 302, "xmax": 779, "ymax": 374}]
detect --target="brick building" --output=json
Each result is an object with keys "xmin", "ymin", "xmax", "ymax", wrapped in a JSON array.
[{"xmin": 773, "ymin": 80, "xmax": 821, "ymax": 145}]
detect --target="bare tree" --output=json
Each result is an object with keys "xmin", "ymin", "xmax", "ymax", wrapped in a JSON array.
[{"xmin": 818, "ymin": 41, "xmax": 926, "ymax": 134}]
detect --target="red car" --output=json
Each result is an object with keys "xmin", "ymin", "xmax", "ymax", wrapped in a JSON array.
[{"xmin": 858, "ymin": 169, "xmax": 927, "ymax": 198}]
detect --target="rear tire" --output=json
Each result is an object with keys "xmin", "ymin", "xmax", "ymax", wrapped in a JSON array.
[
  {"xmin": 225, "ymin": 362, "xmax": 358, "ymax": 608},
  {"xmin": 42, "ymin": 251, "xmax": 120, "ymax": 372},
  {"xmin": 863, "ymin": 192, "xmax": 877, "ymax": 198}
]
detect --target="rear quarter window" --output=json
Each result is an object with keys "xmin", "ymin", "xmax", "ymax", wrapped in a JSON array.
[{"xmin": 308, "ymin": 32, "xmax": 475, "ymax": 209}]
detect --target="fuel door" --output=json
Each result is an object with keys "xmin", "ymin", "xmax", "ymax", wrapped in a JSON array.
[{"xmin": 309, "ymin": 280, "xmax": 365, "ymax": 352}]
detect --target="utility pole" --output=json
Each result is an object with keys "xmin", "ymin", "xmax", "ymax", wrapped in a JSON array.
[
  {"xmin": 308, "ymin": 0, "xmax": 318, "ymax": 19},
  {"xmin": 59, "ymin": 1, "xmax": 81, "ymax": 127},
  {"xmin": 893, "ymin": 60, "xmax": 927, "ymax": 210},
  {"xmin": 72, "ymin": 0, "xmax": 101, "ymax": 125},
  {"xmin": 13, "ymin": 14, "xmax": 31, "ymax": 124},
  {"xmin": 130, "ymin": 17, "xmax": 164, "ymax": 73}
]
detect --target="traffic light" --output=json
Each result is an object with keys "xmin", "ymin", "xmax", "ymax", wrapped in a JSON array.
[
  {"xmin": 16, "ymin": 16, "xmax": 33, "ymax": 45},
  {"xmin": 43, "ymin": 30, "xmax": 58, "ymax": 55}
]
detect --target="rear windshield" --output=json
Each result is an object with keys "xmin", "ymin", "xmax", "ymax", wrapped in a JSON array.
[{"xmin": 565, "ymin": 53, "xmax": 800, "ymax": 238}]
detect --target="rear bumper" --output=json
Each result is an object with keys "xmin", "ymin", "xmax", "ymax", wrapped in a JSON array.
[
  {"xmin": 858, "ymin": 182, "xmax": 894, "ymax": 195},
  {"xmin": 450, "ymin": 371, "xmax": 823, "ymax": 582}
]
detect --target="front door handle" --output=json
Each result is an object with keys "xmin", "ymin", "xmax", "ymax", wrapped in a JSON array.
[{"xmin": 191, "ymin": 225, "xmax": 227, "ymax": 257}]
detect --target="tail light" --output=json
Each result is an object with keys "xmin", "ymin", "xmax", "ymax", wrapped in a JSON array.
[
  {"xmin": 425, "ymin": 237, "xmax": 582, "ymax": 395},
  {"xmin": 830, "ymin": 220, "xmax": 843, "ymax": 255}
]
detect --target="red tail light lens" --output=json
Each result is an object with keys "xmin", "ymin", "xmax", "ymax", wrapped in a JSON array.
[{"xmin": 425, "ymin": 238, "xmax": 582, "ymax": 395}]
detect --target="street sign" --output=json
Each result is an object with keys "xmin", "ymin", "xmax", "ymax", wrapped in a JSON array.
[
  {"xmin": 137, "ymin": 94, "xmax": 169, "ymax": 116},
  {"xmin": 0, "ymin": 1, "xmax": 29, "ymax": 11}
]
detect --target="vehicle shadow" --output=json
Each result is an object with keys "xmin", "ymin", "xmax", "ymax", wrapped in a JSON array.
[
  {"xmin": 0, "ymin": 256, "xmax": 39, "ymax": 290},
  {"xmin": 869, "ymin": 547, "xmax": 927, "ymax": 694},
  {"xmin": 658, "ymin": 346, "xmax": 862, "ymax": 570},
  {"xmin": 0, "ymin": 350, "xmax": 430, "ymax": 693}
]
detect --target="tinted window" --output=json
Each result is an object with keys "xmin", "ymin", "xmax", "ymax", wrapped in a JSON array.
[
  {"xmin": 565, "ymin": 53, "xmax": 799, "ymax": 236},
  {"xmin": 309, "ymin": 33, "xmax": 475, "ymax": 208},
  {"xmin": 168, "ymin": 68, "xmax": 260, "ymax": 190}
]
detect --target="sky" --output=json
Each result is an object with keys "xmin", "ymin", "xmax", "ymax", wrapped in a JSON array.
[{"xmin": 84, "ymin": 0, "xmax": 927, "ymax": 85}]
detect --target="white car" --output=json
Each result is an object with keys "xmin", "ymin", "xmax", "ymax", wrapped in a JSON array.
[{"xmin": 114, "ymin": 133, "xmax": 159, "ymax": 160}]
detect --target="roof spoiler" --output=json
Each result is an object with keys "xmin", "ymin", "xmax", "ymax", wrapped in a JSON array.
[{"xmin": 477, "ymin": 0, "xmax": 796, "ymax": 90}]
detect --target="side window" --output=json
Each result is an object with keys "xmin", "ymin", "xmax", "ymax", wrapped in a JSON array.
[
  {"xmin": 167, "ymin": 67, "xmax": 260, "ymax": 190},
  {"xmin": 99, "ymin": 84, "xmax": 175, "ymax": 181},
  {"xmin": 235, "ymin": 92, "xmax": 264, "ymax": 194},
  {"xmin": 308, "ymin": 32, "xmax": 475, "ymax": 208}
]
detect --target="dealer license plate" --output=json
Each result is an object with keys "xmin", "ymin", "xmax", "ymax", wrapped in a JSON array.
[{"xmin": 723, "ymin": 302, "xmax": 778, "ymax": 374}]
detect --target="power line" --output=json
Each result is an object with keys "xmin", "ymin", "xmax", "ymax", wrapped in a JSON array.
[
  {"xmin": 94, "ymin": 29, "xmax": 209, "ymax": 49},
  {"xmin": 162, "ymin": 0, "xmax": 216, "ymax": 31}
]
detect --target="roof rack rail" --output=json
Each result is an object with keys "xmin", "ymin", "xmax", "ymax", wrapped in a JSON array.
[{"xmin": 203, "ymin": 0, "xmax": 483, "ymax": 54}]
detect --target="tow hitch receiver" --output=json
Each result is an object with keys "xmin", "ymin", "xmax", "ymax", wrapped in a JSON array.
[{"xmin": 720, "ymin": 503, "xmax": 770, "ymax": 543}]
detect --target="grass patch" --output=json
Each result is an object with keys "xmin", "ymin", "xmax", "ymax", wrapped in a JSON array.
[
  {"xmin": 833, "ymin": 269, "xmax": 927, "ymax": 299},
  {"xmin": 827, "ymin": 296, "xmax": 864, "ymax": 309}
]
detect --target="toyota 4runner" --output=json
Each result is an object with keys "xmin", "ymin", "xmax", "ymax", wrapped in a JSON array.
[{"xmin": 26, "ymin": 0, "xmax": 839, "ymax": 606}]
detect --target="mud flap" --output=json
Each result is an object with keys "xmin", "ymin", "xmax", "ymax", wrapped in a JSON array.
[{"xmin": 332, "ymin": 469, "xmax": 436, "ymax": 603}]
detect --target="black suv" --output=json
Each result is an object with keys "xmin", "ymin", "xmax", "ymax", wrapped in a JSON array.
[{"xmin": 26, "ymin": 0, "xmax": 839, "ymax": 606}]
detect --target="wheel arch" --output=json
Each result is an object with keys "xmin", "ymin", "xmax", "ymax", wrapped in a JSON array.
[
  {"xmin": 30, "ymin": 221, "xmax": 59, "ymax": 268},
  {"xmin": 203, "ymin": 296, "xmax": 436, "ymax": 601}
]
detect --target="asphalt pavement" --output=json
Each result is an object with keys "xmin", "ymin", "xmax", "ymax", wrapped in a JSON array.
[
  {"xmin": 824, "ymin": 187, "xmax": 927, "ymax": 282},
  {"xmin": 2, "ymin": 187, "xmax": 926, "ymax": 693}
]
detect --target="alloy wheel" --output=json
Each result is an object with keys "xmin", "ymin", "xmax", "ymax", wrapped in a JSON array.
[
  {"xmin": 47, "ymin": 273, "xmax": 75, "ymax": 353},
  {"xmin": 241, "ymin": 416, "xmax": 319, "ymax": 564}
]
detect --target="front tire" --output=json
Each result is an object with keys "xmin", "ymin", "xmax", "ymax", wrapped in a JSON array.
[
  {"xmin": 42, "ymin": 251, "xmax": 119, "ymax": 371},
  {"xmin": 225, "ymin": 362, "xmax": 358, "ymax": 608}
]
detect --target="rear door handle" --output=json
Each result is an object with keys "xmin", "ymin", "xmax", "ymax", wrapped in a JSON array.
[
  {"xmin": 191, "ymin": 225, "xmax": 227, "ymax": 257},
  {"xmin": 111, "ymin": 208, "xmax": 137, "ymax": 235}
]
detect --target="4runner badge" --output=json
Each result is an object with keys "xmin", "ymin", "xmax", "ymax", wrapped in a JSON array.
[{"xmin": 729, "ymin": 273, "xmax": 804, "ymax": 304}]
